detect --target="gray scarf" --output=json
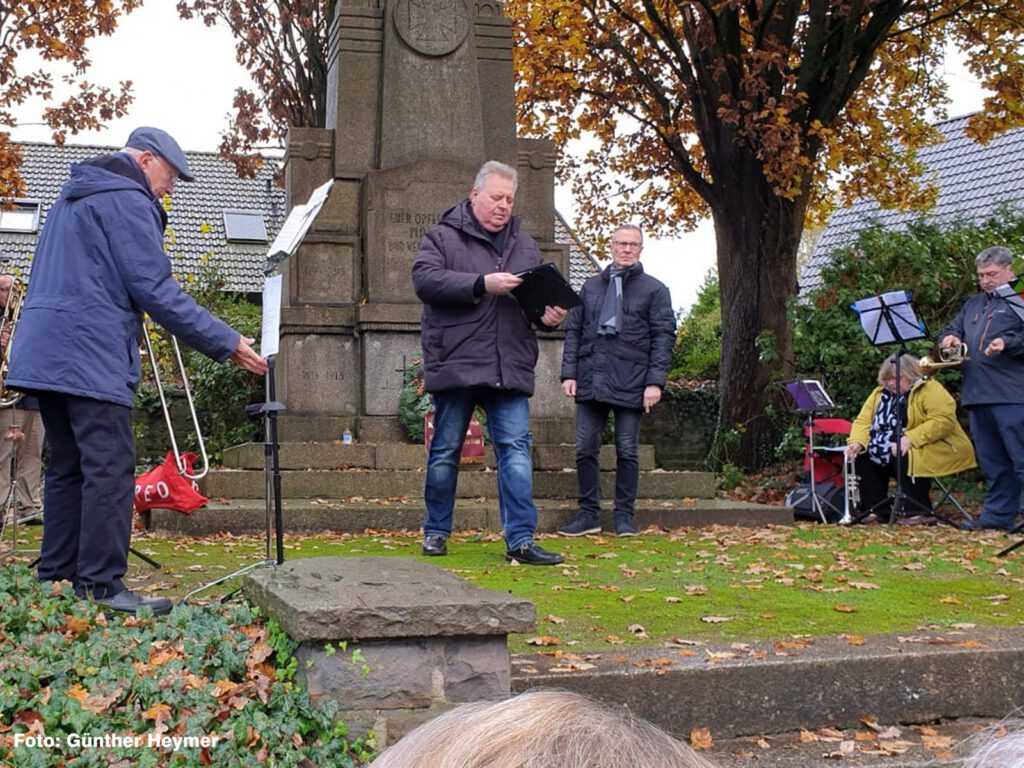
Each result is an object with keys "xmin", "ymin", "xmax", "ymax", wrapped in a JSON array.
[{"xmin": 597, "ymin": 267, "xmax": 626, "ymax": 337}]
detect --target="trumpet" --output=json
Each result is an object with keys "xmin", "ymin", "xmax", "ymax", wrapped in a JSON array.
[
  {"xmin": 141, "ymin": 318, "xmax": 208, "ymax": 481},
  {"xmin": 919, "ymin": 342, "xmax": 968, "ymax": 375},
  {"xmin": 839, "ymin": 453, "xmax": 860, "ymax": 525},
  {"xmin": 0, "ymin": 280, "xmax": 25, "ymax": 407}
]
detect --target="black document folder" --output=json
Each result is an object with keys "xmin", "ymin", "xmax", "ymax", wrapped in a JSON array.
[{"xmin": 511, "ymin": 263, "xmax": 582, "ymax": 322}]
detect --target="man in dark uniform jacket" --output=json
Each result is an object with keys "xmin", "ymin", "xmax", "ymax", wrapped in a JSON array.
[{"xmin": 7, "ymin": 127, "xmax": 267, "ymax": 614}]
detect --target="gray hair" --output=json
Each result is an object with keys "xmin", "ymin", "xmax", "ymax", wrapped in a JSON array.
[
  {"xmin": 877, "ymin": 352, "xmax": 921, "ymax": 387},
  {"xmin": 959, "ymin": 721, "xmax": 1024, "ymax": 767},
  {"xmin": 369, "ymin": 689, "xmax": 717, "ymax": 768},
  {"xmin": 612, "ymin": 223, "xmax": 644, "ymax": 243},
  {"xmin": 473, "ymin": 160, "xmax": 518, "ymax": 193},
  {"xmin": 975, "ymin": 246, "xmax": 1013, "ymax": 268}
]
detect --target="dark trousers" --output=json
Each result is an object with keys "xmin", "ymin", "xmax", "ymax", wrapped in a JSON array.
[
  {"xmin": 576, "ymin": 400, "xmax": 643, "ymax": 519},
  {"xmin": 36, "ymin": 392, "xmax": 135, "ymax": 598},
  {"xmin": 854, "ymin": 452, "xmax": 931, "ymax": 516}
]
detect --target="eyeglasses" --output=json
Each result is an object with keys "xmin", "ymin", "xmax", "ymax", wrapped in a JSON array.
[{"xmin": 612, "ymin": 240, "xmax": 643, "ymax": 249}]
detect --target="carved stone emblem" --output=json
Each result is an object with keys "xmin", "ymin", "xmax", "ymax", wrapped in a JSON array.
[{"xmin": 394, "ymin": 0, "xmax": 470, "ymax": 57}]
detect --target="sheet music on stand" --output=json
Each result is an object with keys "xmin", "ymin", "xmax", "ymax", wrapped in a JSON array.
[
  {"xmin": 850, "ymin": 290, "xmax": 927, "ymax": 346},
  {"xmin": 995, "ymin": 278, "xmax": 1024, "ymax": 323},
  {"xmin": 782, "ymin": 380, "xmax": 836, "ymax": 413},
  {"xmin": 259, "ymin": 178, "xmax": 333, "ymax": 357}
]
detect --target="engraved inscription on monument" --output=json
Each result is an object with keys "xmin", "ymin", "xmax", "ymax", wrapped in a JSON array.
[{"xmin": 394, "ymin": 0, "xmax": 470, "ymax": 57}]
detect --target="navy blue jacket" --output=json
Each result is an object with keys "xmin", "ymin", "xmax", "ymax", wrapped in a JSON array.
[
  {"xmin": 7, "ymin": 152, "xmax": 238, "ymax": 407},
  {"xmin": 561, "ymin": 263, "xmax": 676, "ymax": 409},
  {"xmin": 939, "ymin": 289, "xmax": 1024, "ymax": 406},
  {"xmin": 412, "ymin": 199, "xmax": 544, "ymax": 396}
]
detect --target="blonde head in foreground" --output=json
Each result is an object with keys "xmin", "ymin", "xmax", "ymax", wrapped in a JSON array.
[{"xmin": 369, "ymin": 689, "xmax": 717, "ymax": 768}]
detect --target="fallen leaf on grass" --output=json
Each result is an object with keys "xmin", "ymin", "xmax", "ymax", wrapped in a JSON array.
[
  {"xmin": 940, "ymin": 595, "xmax": 961, "ymax": 604},
  {"xmin": 903, "ymin": 562, "xmax": 926, "ymax": 570},
  {"xmin": 526, "ymin": 636, "xmax": 562, "ymax": 647},
  {"xmin": 848, "ymin": 581, "xmax": 880, "ymax": 590},
  {"xmin": 542, "ymin": 614, "xmax": 566, "ymax": 624},
  {"xmin": 833, "ymin": 605, "xmax": 858, "ymax": 613},
  {"xmin": 627, "ymin": 624, "xmax": 648, "ymax": 638},
  {"xmin": 701, "ymin": 615, "xmax": 734, "ymax": 623}
]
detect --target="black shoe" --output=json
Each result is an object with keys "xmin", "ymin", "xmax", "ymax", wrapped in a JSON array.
[
  {"xmin": 614, "ymin": 517, "xmax": 637, "ymax": 537},
  {"xmin": 422, "ymin": 534, "xmax": 448, "ymax": 556},
  {"xmin": 958, "ymin": 516, "xmax": 1013, "ymax": 532},
  {"xmin": 92, "ymin": 589, "xmax": 173, "ymax": 617},
  {"xmin": 557, "ymin": 512, "xmax": 601, "ymax": 537},
  {"xmin": 505, "ymin": 542, "xmax": 564, "ymax": 566}
]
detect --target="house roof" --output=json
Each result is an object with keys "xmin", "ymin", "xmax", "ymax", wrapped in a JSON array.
[
  {"xmin": 2, "ymin": 141, "xmax": 597, "ymax": 293},
  {"xmin": 800, "ymin": 115, "xmax": 1024, "ymax": 295},
  {"xmin": 1, "ymin": 142, "xmax": 287, "ymax": 292}
]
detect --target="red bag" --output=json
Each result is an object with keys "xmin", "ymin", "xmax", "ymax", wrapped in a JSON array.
[
  {"xmin": 424, "ymin": 412, "xmax": 486, "ymax": 464},
  {"xmin": 134, "ymin": 451, "xmax": 209, "ymax": 514}
]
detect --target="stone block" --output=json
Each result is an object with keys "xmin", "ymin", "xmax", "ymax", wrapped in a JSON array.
[
  {"xmin": 277, "ymin": 333, "xmax": 359, "ymax": 416},
  {"xmin": 442, "ymin": 636, "xmax": 510, "ymax": 702},
  {"xmin": 298, "ymin": 638, "xmax": 438, "ymax": 710},
  {"xmin": 531, "ymin": 338, "xmax": 574, "ymax": 419},
  {"xmin": 244, "ymin": 556, "xmax": 535, "ymax": 642},
  {"xmin": 379, "ymin": 2, "xmax": 486, "ymax": 168},
  {"xmin": 363, "ymin": 331, "xmax": 423, "ymax": 416},
  {"xmin": 290, "ymin": 239, "xmax": 359, "ymax": 304},
  {"xmin": 364, "ymin": 160, "xmax": 477, "ymax": 304}
]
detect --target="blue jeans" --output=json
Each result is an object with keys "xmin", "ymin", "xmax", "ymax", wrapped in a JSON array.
[
  {"xmin": 424, "ymin": 387, "xmax": 537, "ymax": 549},
  {"xmin": 576, "ymin": 400, "xmax": 642, "ymax": 518},
  {"xmin": 969, "ymin": 403, "xmax": 1024, "ymax": 528}
]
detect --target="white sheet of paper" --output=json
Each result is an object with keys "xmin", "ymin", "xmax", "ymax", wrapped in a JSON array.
[{"xmin": 260, "ymin": 274, "xmax": 283, "ymax": 358}]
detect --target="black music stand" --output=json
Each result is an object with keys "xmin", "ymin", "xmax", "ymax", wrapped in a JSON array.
[
  {"xmin": 181, "ymin": 178, "xmax": 334, "ymax": 604},
  {"xmin": 851, "ymin": 291, "xmax": 928, "ymax": 525},
  {"xmin": 783, "ymin": 379, "xmax": 842, "ymax": 524}
]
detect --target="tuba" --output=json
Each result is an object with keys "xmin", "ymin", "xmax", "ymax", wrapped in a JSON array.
[
  {"xmin": 0, "ymin": 280, "xmax": 25, "ymax": 407},
  {"xmin": 919, "ymin": 342, "xmax": 968, "ymax": 375}
]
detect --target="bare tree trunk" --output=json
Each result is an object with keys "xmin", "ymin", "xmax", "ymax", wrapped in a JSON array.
[{"xmin": 711, "ymin": 182, "xmax": 804, "ymax": 469}]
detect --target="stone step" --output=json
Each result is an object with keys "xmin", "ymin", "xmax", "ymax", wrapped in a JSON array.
[
  {"xmin": 220, "ymin": 442, "xmax": 658, "ymax": 472},
  {"xmin": 199, "ymin": 467, "xmax": 716, "ymax": 500},
  {"xmin": 149, "ymin": 497, "xmax": 790, "ymax": 535}
]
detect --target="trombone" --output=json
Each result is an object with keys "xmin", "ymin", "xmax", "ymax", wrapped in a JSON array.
[
  {"xmin": 141, "ymin": 317, "xmax": 209, "ymax": 481},
  {"xmin": 0, "ymin": 280, "xmax": 25, "ymax": 408}
]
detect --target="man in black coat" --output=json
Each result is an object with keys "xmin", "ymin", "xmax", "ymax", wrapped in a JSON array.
[
  {"xmin": 558, "ymin": 224, "xmax": 676, "ymax": 537},
  {"xmin": 412, "ymin": 160, "xmax": 568, "ymax": 565}
]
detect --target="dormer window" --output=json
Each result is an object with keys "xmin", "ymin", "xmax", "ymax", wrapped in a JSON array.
[
  {"xmin": 0, "ymin": 200, "xmax": 41, "ymax": 233},
  {"xmin": 223, "ymin": 210, "xmax": 268, "ymax": 243}
]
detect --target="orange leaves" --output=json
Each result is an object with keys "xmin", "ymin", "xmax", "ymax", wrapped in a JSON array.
[{"xmin": 690, "ymin": 727, "xmax": 714, "ymax": 750}]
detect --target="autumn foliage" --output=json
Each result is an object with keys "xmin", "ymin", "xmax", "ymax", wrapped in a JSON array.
[
  {"xmin": 504, "ymin": 0, "xmax": 1024, "ymax": 467},
  {"xmin": 176, "ymin": 0, "xmax": 336, "ymax": 178},
  {"xmin": 0, "ymin": 0, "xmax": 139, "ymax": 200}
]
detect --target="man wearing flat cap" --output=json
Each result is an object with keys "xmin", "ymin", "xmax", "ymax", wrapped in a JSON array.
[{"xmin": 6, "ymin": 127, "xmax": 268, "ymax": 616}]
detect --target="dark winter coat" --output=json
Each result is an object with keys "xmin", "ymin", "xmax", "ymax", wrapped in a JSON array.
[
  {"xmin": 412, "ymin": 199, "xmax": 544, "ymax": 396},
  {"xmin": 7, "ymin": 152, "xmax": 238, "ymax": 407},
  {"xmin": 561, "ymin": 263, "xmax": 676, "ymax": 409},
  {"xmin": 938, "ymin": 289, "xmax": 1024, "ymax": 406}
]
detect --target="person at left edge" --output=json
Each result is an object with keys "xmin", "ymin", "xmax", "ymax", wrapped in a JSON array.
[
  {"xmin": 5, "ymin": 127, "xmax": 268, "ymax": 616},
  {"xmin": 413, "ymin": 160, "xmax": 567, "ymax": 566}
]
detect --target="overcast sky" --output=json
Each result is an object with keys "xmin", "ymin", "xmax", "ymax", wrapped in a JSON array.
[{"xmin": 8, "ymin": 4, "xmax": 988, "ymax": 312}]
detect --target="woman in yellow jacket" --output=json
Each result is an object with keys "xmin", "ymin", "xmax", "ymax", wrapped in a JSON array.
[{"xmin": 845, "ymin": 353, "xmax": 976, "ymax": 523}]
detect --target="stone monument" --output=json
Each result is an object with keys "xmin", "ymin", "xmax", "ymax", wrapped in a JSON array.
[{"xmin": 278, "ymin": 0, "xmax": 571, "ymax": 443}]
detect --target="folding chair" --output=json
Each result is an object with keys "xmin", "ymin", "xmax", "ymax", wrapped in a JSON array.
[{"xmin": 931, "ymin": 471, "xmax": 975, "ymax": 527}]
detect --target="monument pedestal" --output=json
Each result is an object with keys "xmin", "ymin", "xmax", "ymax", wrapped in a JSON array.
[{"xmin": 244, "ymin": 556, "xmax": 535, "ymax": 745}]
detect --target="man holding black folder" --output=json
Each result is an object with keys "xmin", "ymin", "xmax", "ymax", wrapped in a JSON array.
[
  {"xmin": 558, "ymin": 224, "xmax": 676, "ymax": 537},
  {"xmin": 412, "ymin": 160, "xmax": 568, "ymax": 565}
]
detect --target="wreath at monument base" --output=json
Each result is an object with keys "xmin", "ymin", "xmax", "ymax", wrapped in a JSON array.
[{"xmin": 397, "ymin": 354, "xmax": 489, "ymax": 446}]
